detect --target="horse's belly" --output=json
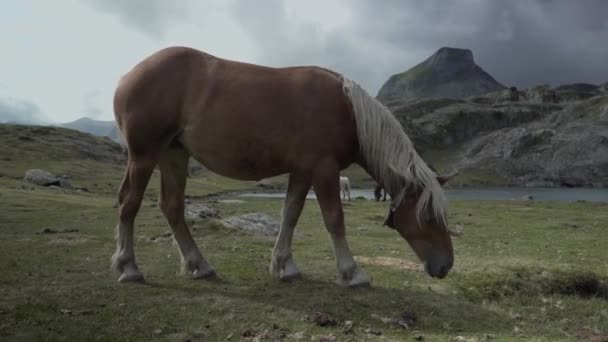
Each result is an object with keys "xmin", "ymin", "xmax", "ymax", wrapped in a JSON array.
[{"xmin": 183, "ymin": 134, "xmax": 291, "ymax": 181}]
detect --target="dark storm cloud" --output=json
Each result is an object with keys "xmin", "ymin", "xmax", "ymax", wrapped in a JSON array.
[
  {"xmin": 232, "ymin": 0, "xmax": 608, "ymax": 92},
  {"xmin": 84, "ymin": 0, "xmax": 192, "ymax": 39},
  {"xmin": 86, "ymin": 0, "xmax": 608, "ymax": 92}
]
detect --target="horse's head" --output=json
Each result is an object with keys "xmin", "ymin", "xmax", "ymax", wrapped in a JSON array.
[{"xmin": 384, "ymin": 172, "xmax": 457, "ymax": 279}]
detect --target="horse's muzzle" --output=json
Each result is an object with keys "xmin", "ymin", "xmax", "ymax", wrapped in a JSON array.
[{"xmin": 424, "ymin": 252, "xmax": 453, "ymax": 279}]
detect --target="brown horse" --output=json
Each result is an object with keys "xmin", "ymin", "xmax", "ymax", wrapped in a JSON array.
[{"xmin": 111, "ymin": 46, "xmax": 456, "ymax": 287}]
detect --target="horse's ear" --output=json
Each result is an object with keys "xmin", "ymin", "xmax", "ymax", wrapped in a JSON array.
[{"xmin": 437, "ymin": 170, "xmax": 459, "ymax": 186}]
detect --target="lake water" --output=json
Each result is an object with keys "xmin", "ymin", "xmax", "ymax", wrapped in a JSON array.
[{"xmin": 238, "ymin": 187, "xmax": 608, "ymax": 203}]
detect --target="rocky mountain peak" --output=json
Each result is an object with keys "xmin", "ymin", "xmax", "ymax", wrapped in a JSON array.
[
  {"xmin": 377, "ymin": 47, "xmax": 505, "ymax": 104},
  {"xmin": 428, "ymin": 47, "xmax": 475, "ymax": 68}
]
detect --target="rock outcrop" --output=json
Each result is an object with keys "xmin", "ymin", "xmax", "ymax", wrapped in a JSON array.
[
  {"xmin": 377, "ymin": 47, "xmax": 505, "ymax": 104},
  {"xmin": 386, "ymin": 84, "xmax": 608, "ymax": 187}
]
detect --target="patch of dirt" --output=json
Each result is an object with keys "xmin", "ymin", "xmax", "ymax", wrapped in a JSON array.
[
  {"xmin": 457, "ymin": 267, "xmax": 608, "ymax": 301},
  {"xmin": 354, "ymin": 256, "xmax": 422, "ymax": 272},
  {"xmin": 577, "ymin": 327, "xmax": 608, "ymax": 342}
]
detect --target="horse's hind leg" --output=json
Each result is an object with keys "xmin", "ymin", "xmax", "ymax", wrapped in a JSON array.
[
  {"xmin": 158, "ymin": 147, "xmax": 215, "ymax": 279},
  {"xmin": 112, "ymin": 155, "xmax": 158, "ymax": 283},
  {"xmin": 313, "ymin": 162, "xmax": 370, "ymax": 287},
  {"xmin": 270, "ymin": 173, "xmax": 311, "ymax": 281}
]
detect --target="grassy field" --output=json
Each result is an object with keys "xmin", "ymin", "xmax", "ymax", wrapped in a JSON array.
[{"xmin": 1, "ymin": 124, "xmax": 607, "ymax": 341}]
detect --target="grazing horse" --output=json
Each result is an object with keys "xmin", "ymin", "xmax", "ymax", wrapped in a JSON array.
[
  {"xmin": 339, "ymin": 176, "xmax": 351, "ymax": 201},
  {"xmin": 374, "ymin": 184, "xmax": 387, "ymax": 202},
  {"xmin": 111, "ymin": 46, "xmax": 456, "ymax": 287}
]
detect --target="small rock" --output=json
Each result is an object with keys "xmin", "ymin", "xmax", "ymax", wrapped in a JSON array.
[
  {"xmin": 342, "ymin": 320, "xmax": 354, "ymax": 334},
  {"xmin": 60, "ymin": 309, "xmax": 72, "ymax": 315},
  {"xmin": 414, "ymin": 334, "xmax": 425, "ymax": 341},
  {"xmin": 186, "ymin": 204, "xmax": 222, "ymax": 220},
  {"xmin": 484, "ymin": 334, "xmax": 496, "ymax": 340},
  {"xmin": 225, "ymin": 333, "xmax": 233, "ymax": 340},
  {"xmin": 153, "ymin": 328, "xmax": 163, "ymax": 336},
  {"xmin": 24, "ymin": 169, "xmax": 60, "ymax": 186},
  {"xmin": 317, "ymin": 334, "xmax": 336, "ymax": 342},
  {"xmin": 364, "ymin": 327, "xmax": 382, "ymax": 336},
  {"xmin": 448, "ymin": 224, "xmax": 464, "ymax": 237}
]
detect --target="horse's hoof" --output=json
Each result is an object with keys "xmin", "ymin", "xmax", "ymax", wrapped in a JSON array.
[
  {"xmin": 337, "ymin": 269, "xmax": 371, "ymax": 288},
  {"xmin": 118, "ymin": 271, "xmax": 145, "ymax": 283},
  {"xmin": 280, "ymin": 270, "xmax": 303, "ymax": 282},
  {"xmin": 192, "ymin": 268, "xmax": 216, "ymax": 279}
]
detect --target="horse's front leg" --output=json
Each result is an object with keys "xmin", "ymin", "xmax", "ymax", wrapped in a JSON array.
[
  {"xmin": 270, "ymin": 173, "xmax": 311, "ymax": 280},
  {"xmin": 313, "ymin": 163, "xmax": 370, "ymax": 287}
]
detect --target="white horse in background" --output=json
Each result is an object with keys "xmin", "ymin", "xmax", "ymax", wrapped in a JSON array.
[{"xmin": 339, "ymin": 176, "xmax": 351, "ymax": 201}]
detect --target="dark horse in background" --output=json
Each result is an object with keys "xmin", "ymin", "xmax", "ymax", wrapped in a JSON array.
[
  {"xmin": 374, "ymin": 184, "xmax": 388, "ymax": 202},
  {"xmin": 111, "ymin": 46, "xmax": 456, "ymax": 288}
]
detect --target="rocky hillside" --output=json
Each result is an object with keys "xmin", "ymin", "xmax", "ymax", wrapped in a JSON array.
[
  {"xmin": 377, "ymin": 47, "xmax": 505, "ymax": 104},
  {"xmin": 387, "ymin": 84, "xmax": 608, "ymax": 187},
  {"xmin": 0, "ymin": 124, "xmax": 126, "ymax": 184}
]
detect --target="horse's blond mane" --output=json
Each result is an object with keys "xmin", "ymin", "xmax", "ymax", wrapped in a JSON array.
[{"xmin": 341, "ymin": 77, "xmax": 448, "ymax": 226}]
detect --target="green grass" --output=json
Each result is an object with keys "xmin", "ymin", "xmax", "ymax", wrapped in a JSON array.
[
  {"xmin": 1, "ymin": 123, "xmax": 608, "ymax": 341},
  {"xmin": 1, "ymin": 182, "xmax": 607, "ymax": 341}
]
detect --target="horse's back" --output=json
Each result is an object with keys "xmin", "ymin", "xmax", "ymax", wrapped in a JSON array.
[{"xmin": 114, "ymin": 46, "xmax": 358, "ymax": 177}]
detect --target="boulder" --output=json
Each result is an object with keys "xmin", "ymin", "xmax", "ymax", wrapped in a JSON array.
[
  {"xmin": 23, "ymin": 169, "xmax": 60, "ymax": 186},
  {"xmin": 222, "ymin": 213, "xmax": 280, "ymax": 236}
]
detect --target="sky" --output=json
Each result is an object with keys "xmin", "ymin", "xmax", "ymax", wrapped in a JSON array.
[{"xmin": 1, "ymin": 0, "xmax": 607, "ymax": 124}]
